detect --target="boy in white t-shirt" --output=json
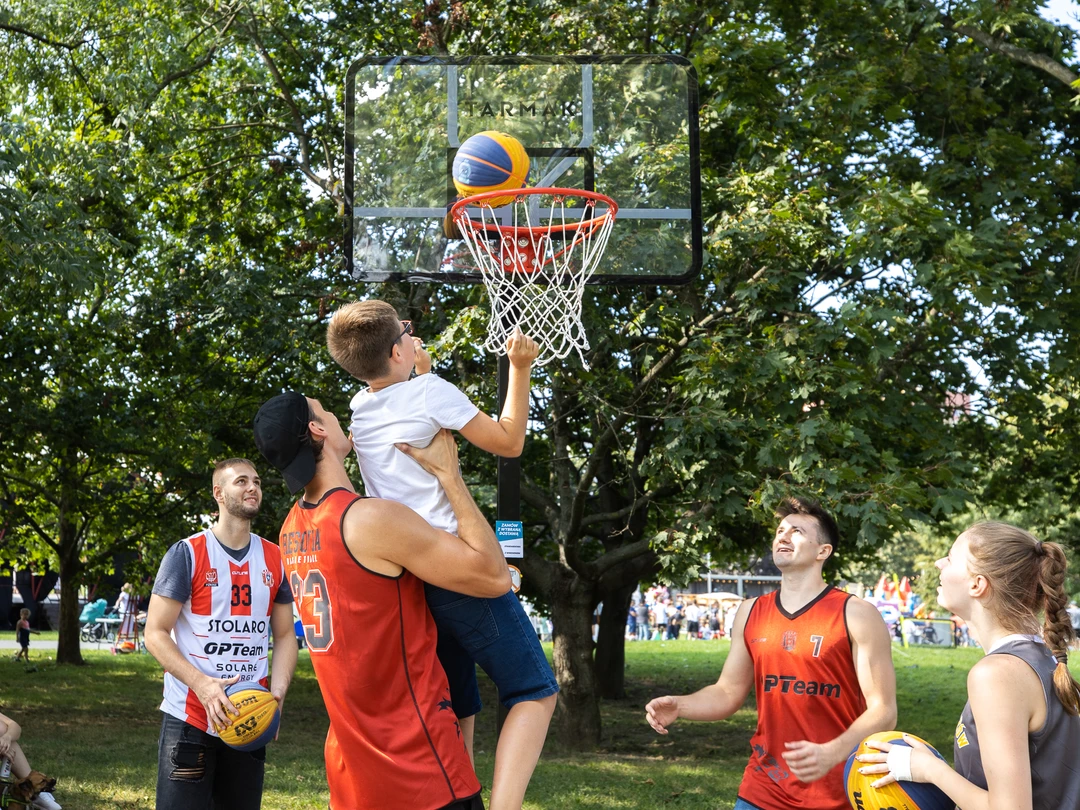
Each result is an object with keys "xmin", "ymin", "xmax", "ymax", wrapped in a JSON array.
[{"xmin": 327, "ymin": 300, "xmax": 558, "ymax": 810}]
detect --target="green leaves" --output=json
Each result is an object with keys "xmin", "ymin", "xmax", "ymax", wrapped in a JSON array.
[
  {"xmin": 2, "ymin": 0, "xmax": 1079, "ymax": 678},
  {"xmin": 0, "ymin": 1, "xmax": 334, "ymax": 658}
]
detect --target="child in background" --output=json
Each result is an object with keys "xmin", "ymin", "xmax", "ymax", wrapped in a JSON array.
[
  {"xmin": 326, "ymin": 301, "xmax": 558, "ymax": 810},
  {"xmin": 13, "ymin": 608, "xmax": 38, "ymax": 664}
]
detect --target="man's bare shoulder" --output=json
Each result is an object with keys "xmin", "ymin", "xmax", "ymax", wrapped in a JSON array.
[
  {"xmin": 734, "ymin": 596, "xmax": 758, "ymax": 618},
  {"xmin": 844, "ymin": 594, "xmax": 882, "ymax": 616},
  {"xmin": 342, "ymin": 497, "xmax": 412, "ymax": 530},
  {"xmin": 844, "ymin": 594, "xmax": 888, "ymax": 632},
  {"xmin": 339, "ymin": 498, "xmax": 413, "ymax": 576},
  {"xmin": 727, "ymin": 597, "xmax": 758, "ymax": 635}
]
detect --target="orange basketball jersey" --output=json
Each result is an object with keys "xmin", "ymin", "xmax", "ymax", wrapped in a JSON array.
[
  {"xmin": 279, "ymin": 488, "xmax": 480, "ymax": 810},
  {"xmin": 738, "ymin": 586, "xmax": 866, "ymax": 810}
]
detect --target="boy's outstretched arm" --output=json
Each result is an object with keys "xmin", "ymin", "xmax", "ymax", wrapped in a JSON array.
[
  {"xmin": 412, "ymin": 337, "xmax": 431, "ymax": 375},
  {"xmin": 459, "ymin": 328, "xmax": 538, "ymax": 458}
]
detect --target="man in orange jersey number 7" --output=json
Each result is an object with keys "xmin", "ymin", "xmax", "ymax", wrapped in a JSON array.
[{"xmin": 645, "ymin": 497, "xmax": 897, "ymax": 810}]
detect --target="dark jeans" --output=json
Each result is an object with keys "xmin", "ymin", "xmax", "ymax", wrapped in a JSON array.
[{"xmin": 157, "ymin": 712, "xmax": 265, "ymax": 810}]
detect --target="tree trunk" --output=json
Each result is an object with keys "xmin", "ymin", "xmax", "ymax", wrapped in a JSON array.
[
  {"xmin": 56, "ymin": 570, "xmax": 83, "ymax": 664},
  {"xmin": 0, "ymin": 568, "xmax": 11, "ymax": 630},
  {"xmin": 56, "ymin": 524, "xmax": 84, "ymax": 665},
  {"xmin": 594, "ymin": 581, "xmax": 635, "ymax": 699},
  {"xmin": 549, "ymin": 572, "xmax": 600, "ymax": 749},
  {"xmin": 594, "ymin": 547, "xmax": 658, "ymax": 700}
]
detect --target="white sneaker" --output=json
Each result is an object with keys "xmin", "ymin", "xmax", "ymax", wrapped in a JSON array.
[{"xmin": 32, "ymin": 791, "xmax": 62, "ymax": 810}]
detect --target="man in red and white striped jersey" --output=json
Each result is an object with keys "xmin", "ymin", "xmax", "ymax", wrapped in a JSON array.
[{"xmin": 145, "ymin": 458, "xmax": 298, "ymax": 810}]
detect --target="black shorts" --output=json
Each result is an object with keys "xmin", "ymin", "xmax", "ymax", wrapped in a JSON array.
[{"xmin": 439, "ymin": 793, "xmax": 484, "ymax": 810}]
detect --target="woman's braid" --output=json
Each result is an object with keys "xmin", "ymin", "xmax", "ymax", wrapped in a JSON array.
[{"xmin": 1039, "ymin": 542, "xmax": 1080, "ymax": 716}]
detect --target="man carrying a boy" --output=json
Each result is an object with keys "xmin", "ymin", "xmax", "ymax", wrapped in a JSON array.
[
  {"xmin": 325, "ymin": 301, "xmax": 558, "ymax": 810},
  {"xmin": 254, "ymin": 393, "xmax": 512, "ymax": 810}
]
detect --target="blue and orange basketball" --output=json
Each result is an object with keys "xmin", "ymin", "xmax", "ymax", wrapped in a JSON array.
[
  {"xmin": 452, "ymin": 131, "xmax": 529, "ymax": 207},
  {"xmin": 218, "ymin": 682, "xmax": 280, "ymax": 751},
  {"xmin": 844, "ymin": 731, "xmax": 952, "ymax": 810}
]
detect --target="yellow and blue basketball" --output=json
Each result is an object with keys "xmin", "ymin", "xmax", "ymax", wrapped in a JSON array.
[
  {"xmin": 218, "ymin": 682, "xmax": 280, "ymax": 751},
  {"xmin": 844, "ymin": 731, "xmax": 952, "ymax": 810},
  {"xmin": 452, "ymin": 131, "xmax": 529, "ymax": 207}
]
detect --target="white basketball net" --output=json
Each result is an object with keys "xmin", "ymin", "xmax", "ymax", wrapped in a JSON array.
[{"xmin": 451, "ymin": 189, "xmax": 617, "ymax": 368}]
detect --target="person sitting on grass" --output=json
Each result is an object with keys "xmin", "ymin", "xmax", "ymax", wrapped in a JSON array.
[
  {"xmin": 0, "ymin": 711, "xmax": 61, "ymax": 810},
  {"xmin": 326, "ymin": 301, "xmax": 558, "ymax": 810},
  {"xmin": 857, "ymin": 522, "xmax": 1080, "ymax": 808},
  {"xmin": 13, "ymin": 609, "xmax": 38, "ymax": 665}
]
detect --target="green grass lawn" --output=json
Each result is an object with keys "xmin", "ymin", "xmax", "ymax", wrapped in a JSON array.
[
  {"xmin": 3, "ymin": 630, "xmax": 60, "ymax": 643},
  {"xmin": 0, "ymin": 638, "xmax": 1050, "ymax": 809}
]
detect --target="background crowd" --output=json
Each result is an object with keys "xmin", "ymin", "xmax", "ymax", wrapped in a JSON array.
[{"xmin": 625, "ymin": 586, "xmax": 741, "ymax": 642}]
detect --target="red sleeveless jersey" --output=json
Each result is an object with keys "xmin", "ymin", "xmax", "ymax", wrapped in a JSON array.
[
  {"xmin": 279, "ymin": 488, "xmax": 480, "ymax": 810},
  {"xmin": 738, "ymin": 586, "xmax": 866, "ymax": 810}
]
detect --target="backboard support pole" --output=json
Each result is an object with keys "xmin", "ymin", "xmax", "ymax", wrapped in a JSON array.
[{"xmin": 495, "ymin": 352, "xmax": 519, "ymax": 737}]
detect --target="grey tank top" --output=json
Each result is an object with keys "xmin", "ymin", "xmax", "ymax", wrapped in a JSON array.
[{"xmin": 953, "ymin": 637, "xmax": 1080, "ymax": 809}]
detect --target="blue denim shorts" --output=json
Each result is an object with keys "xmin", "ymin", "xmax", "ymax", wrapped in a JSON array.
[
  {"xmin": 425, "ymin": 585, "xmax": 559, "ymax": 718},
  {"xmin": 733, "ymin": 798, "xmax": 764, "ymax": 810}
]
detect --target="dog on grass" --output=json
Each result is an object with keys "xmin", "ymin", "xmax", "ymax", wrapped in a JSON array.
[{"xmin": 3, "ymin": 770, "xmax": 56, "ymax": 808}]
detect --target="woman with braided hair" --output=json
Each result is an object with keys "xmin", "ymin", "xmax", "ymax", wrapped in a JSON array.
[{"xmin": 858, "ymin": 521, "xmax": 1080, "ymax": 809}]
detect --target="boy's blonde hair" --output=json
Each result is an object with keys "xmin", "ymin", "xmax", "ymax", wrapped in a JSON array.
[
  {"xmin": 326, "ymin": 301, "xmax": 402, "ymax": 382},
  {"xmin": 19, "ymin": 608, "xmax": 29, "ymax": 618}
]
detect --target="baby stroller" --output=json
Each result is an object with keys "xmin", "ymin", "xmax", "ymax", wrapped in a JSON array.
[{"xmin": 78, "ymin": 600, "xmax": 111, "ymax": 643}]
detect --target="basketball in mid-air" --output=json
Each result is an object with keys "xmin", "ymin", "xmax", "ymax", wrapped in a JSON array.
[
  {"xmin": 218, "ymin": 682, "xmax": 280, "ymax": 751},
  {"xmin": 843, "ymin": 731, "xmax": 952, "ymax": 810},
  {"xmin": 452, "ymin": 131, "xmax": 529, "ymax": 207}
]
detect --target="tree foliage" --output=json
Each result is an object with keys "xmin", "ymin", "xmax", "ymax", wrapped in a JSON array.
[{"xmin": 1, "ymin": 0, "xmax": 1078, "ymax": 744}]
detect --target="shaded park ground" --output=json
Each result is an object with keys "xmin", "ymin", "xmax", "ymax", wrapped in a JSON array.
[{"xmin": 0, "ymin": 637, "xmax": 1032, "ymax": 809}]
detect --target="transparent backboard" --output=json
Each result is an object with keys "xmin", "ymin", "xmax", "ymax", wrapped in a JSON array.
[{"xmin": 344, "ymin": 55, "xmax": 700, "ymax": 285}]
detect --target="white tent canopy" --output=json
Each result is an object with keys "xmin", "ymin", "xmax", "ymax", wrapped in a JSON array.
[{"xmin": 681, "ymin": 591, "xmax": 744, "ymax": 603}]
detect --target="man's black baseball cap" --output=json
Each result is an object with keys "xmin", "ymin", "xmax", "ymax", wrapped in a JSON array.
[{"xmin": 253, "ymin": 392, "xmax": 315, "ymax": 495}]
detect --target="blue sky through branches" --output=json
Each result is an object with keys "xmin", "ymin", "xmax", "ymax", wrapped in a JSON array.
[{"xmin": 1044, "ymin": 0, "xmax": 1080, "ymax": 32}]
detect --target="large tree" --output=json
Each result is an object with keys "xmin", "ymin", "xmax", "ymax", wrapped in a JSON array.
[
  {"xmin": 2, "ymin": 0, "xmax": 1078, "ymax": 750},
  {"xmin": 400, "ymin": 0, "xmax": 1080, "ymax": 745},
  {"xmin": 0, "ymin": 0, "xmax": 334, "ymax": 661}
]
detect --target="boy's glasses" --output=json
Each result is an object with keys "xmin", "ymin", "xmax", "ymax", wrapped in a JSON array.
[{"xmin": 389, "ymin": 320, "xmax": 413, "ymax": 356}]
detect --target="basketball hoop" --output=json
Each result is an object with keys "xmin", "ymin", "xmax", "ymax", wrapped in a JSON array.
[{"xmin": 449, "ymin": 187, "xmax": 618, "ymax": 367}]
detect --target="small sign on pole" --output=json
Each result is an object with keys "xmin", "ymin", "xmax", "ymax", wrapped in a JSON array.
[{"xmin": 496, "ymin": 520, "xmax": 524, "ymax": 559}]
